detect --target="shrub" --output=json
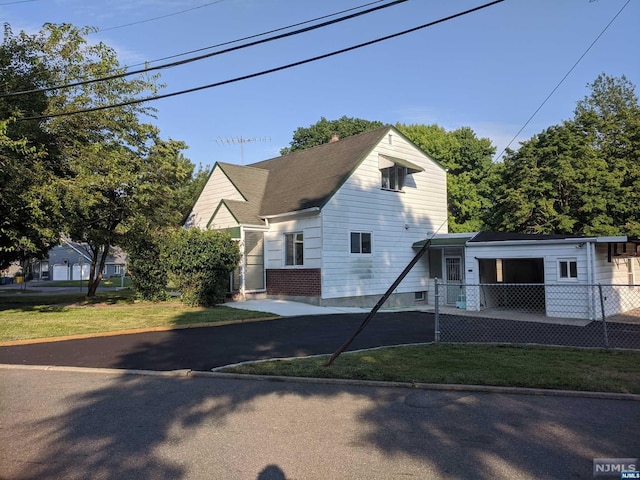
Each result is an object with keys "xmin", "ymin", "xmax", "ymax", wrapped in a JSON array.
[
  {"xmin": 127, "ymin": 234, "xmax": 170, "ymax": 302},
  {"xmin": 162, "ymin": 228, "xmax": 240, "ymax": 307}
]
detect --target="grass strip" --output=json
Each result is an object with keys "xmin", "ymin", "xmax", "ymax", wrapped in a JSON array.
[
  {"xmin": 222, "ymin": 343, "xmax": 640, "ymax": 394},
  {"xmin": 0, "ymin": 292, "xmax": 274, "ymax": 342}
]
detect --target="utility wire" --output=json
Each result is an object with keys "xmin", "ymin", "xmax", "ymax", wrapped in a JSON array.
[
  {"xmin": 95, "ymin": 0, "xmax": 227, "ymax": 33},
  {"xmin": 493, "ymin": 0, "xmax": 631, "ymax": 161},
  {"xmin": 117, "ymin": 0, "xmax": 386, "ymax": 71},
  {"xmin": 18, "ymin": 0, "xmax": 505, "ymax": 121},
  {"xmin": 2, "ymin": 0, "xmax": 404, "ymax": 98},
  {"xmin": 0, "ymin": 0, "xmax": 38, "ymax": 4}
]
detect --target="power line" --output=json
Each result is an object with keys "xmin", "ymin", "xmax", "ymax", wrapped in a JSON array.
[
  {"xmin": 117, "ymin": 0, "xmax": 387, "ymax": 71},
  {"xmin": 0, "ymin": 0, "xmax": 38, "ymax": 4},
  {"xmin": 18, "ymin": 0, "xmax": 506, "ymax": 122},
  {"xmin": 94, "ymin": 0, "xmax": 227, "ymax": 33},
  {"xmin": 2, "ymin": 0, "xmax": 404, "ymax": 98},
  {"xmin": 492, "ymin": 0, "xmax": 631, "ymax": 161}
]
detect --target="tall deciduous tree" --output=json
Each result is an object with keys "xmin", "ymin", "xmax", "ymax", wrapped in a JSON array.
[
  {"xmin": 2, "ymin": 23, "xmax": 194, "ymax": 295},
  {"xmin": 490, "ymin": 74, "xmax": 640, "ymax": 236},
  {"xmin": 280, "ymin": 116, "xmax": 383, "ymax": 155},
  {"xmin": 0, "ymin": 25, "xmax": 64, "ymax": 268}
]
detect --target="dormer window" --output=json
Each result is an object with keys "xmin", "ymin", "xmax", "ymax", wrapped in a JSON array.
[
  {"xmin": 379, "ymin": 154, "xmax": 424, "ymax": 191},
  {"xmin": 381, "ymin": 165, "xmax": 406, "ymax": 191}
]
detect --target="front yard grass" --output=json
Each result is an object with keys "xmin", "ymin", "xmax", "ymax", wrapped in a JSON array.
[
  {"xmin": 0, "ymin": 292, "xmax": 275, "ymax": 342},
  {"xmin": 222, "ymin": 343, "xmax": 640, "ymax": 394}
]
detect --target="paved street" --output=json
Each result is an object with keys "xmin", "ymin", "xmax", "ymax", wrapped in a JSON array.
[{"xmin": 1, "ymin": 367, "xmax": 638, "ymax": 480}]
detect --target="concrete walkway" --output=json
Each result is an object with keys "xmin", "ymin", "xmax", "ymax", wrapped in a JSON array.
[{"xmin": 223, "ymin": 298, "xmax": 432, "ymax": 317}]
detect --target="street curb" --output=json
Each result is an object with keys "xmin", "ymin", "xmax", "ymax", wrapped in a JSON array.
[{"xmin": 2, "ymin": 363, "xmax": 638, "ymax": 401}]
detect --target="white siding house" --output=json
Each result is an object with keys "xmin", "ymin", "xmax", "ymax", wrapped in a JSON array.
[{"xmin": 186, "ymin": 125, "xmax": 447, "ymax": 306}]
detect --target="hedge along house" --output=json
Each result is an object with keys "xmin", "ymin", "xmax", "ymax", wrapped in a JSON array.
[
  {"xmin": 185, "ymin": 125, "xmax": 448, "ymax": 306},
  {"xmin": 414, "ymin": 231, "xmax": 640, "ymax": 320}
]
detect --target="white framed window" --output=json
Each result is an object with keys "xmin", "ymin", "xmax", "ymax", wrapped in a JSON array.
[
  {"xmin": 558, "ymin": 259, "xmax": 578, "ymax": 280},
  {"xmin": 350, "ymin": 232, "xmax": 372, "ymax": 254},
  {"xmin": 285, "ymin": 232, "xmax": 304, "ymax": 266},
  {"xmin": 381, "ymin": 165, "xmax": 407, "ymax": 191},
  {"xmin": 115, "ymin": 265, "xmax": 122, "ymax": 275}
]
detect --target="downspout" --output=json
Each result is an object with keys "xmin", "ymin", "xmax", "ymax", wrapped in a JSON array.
[
  {"xmin": 586, "ymin": 241, "xmax": 596, "ymax": 320},
  {"xmin": 239, "ymin": 227, "xmax": 246, "ymax": 301}
]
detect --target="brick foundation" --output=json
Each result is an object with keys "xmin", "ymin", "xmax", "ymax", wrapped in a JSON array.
[{"xmin": 266, "ymin": 269, "xmax": 321, "ymax": 297}]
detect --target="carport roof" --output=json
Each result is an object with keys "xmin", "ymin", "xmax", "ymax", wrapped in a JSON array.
[
  {"xmin": 412, "ymin": 233, "xmax": 477, "ymax": 248},
  {"xmin": 468, "ymin": 232, "xmax": 582, "ymax": 242}
]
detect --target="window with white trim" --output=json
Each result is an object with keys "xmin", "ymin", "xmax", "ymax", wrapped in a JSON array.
[
  {"xmin": 350, "ymin": 232, "xmax": 372, "ymax": 254},
  {"xmin": 558, "ymin": 259, "xmax": 578, "ymax": 280},
  {"xmin": 381, "ymin": 165, "xmax": 407, "ymax": 191},
  {"xmin": 285, "ymin": 232, "xmax": 304, "ymax": 266},
  {"xmin": 115, "ymin": 265, "xmax": 122, "ymax": 275}
]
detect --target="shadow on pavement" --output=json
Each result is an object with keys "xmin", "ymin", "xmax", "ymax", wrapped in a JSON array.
[{"xmin": 4, "ymin": 309, "xmax": 638, "ymax": 479}]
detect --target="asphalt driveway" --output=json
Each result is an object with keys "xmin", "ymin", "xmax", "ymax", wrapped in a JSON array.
[{"xmin": 0, "ymin": 311, "xmax": 434, "ymax": 371}]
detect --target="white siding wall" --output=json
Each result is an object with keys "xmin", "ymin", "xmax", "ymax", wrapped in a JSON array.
[
  {"xmin": 209, "ymin": 204, "xmax": 238, "ymax": 229},
  {"xmin": 321, "ymin": 133, "xmax": 447, "ymax": 299},
  {"xmin": 464, "ymin": 242, "xmax": 591, "ymax": 319},
  {"xmin": 186, "ymin": 166, "xmax": 244, "ymax": 229},
  {"xmin": 593, "ymin": 243, "xmax": 640, "ymax": 317},
  {"xmin": 264, "ymin": 214, "xmax": 322, "ymax": 269}
]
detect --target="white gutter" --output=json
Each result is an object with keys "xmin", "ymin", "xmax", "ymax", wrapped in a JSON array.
[{"xmin": 261, "ymin": 207, "xmax": 321, "ymax": 220}]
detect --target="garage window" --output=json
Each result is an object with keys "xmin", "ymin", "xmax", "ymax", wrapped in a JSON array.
[{"xmin": 558, "ymin": 259, "xmax": 578, "ymax": 280}]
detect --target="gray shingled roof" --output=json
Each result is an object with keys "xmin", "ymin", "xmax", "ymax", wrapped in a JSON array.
[
  {"xmin": 220, "ymin": 199, "xmax": 265, "ymax": 226},
  {"xmin": 251, "ymin": 126, "xmax": 391, "ymax": 216},
  {"xmin": 217, "ymin": 126, "xmax": 392, "ymax": 220}
]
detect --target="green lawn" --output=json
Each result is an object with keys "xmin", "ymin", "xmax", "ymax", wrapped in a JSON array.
[
  {"xmin": 222, "ymin": 344, "xmax": 640, "ymax": 394},
  {"xmin": 0, "ymin": 291, "xmax": 275, "ymax": 342}
]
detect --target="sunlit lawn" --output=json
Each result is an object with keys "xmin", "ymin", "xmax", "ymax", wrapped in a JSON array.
[
  {"xmin": 0, "ymin": 291, "xmax": 275, "ymax": 342},
  {"xmin": 223, "ymin": 343, "xmax": 640, "ymax": 394}
]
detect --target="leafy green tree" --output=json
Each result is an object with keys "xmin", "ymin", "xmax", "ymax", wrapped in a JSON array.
[
  {"xmin": 280, "ymin": 116, "xmax": 383, "ymax": 155},
  {"xmin": 0, "ymin": 26, "xmax": 65, "ymax": 268},
  {"xmin": 489, "ymin": 74, "xmax": 640, "ymax": 236},
  {"xmin": 2, "ymin": 23, "xmax": 198, "ymax": 296},
  {"xmin": 396, "ymin": 123, "xmax": 497, "ymax": 232},
  {"xmin": 162, "ymin": 228, "xmax": 240, "ymax": 307}
]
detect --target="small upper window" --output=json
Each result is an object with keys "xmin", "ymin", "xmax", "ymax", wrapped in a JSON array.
[
  {"xmin": 381, "ymin": 165, "xmax": 407, "ymax": 191},
  {"xmin": 285, "ymin": 232, "xmax": 304, "ymax": 266},
  {"xmin": 559, "ymin": 259, "xmax": 577, "ymax": 280},
  {"xmin": 350, "ymin": 232, "xmax": 372, "ymax": 254}
]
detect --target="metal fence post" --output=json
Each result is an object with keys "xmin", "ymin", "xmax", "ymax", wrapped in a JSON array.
[
  {"xmin": 598, "ymin": 284, "xmax": 610, "ymax": 349},
  {"xmin": 434, "ymin": 278, "xmax": 440, "ymax": 342}
]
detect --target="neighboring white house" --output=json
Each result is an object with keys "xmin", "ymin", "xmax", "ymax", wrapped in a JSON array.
[{"xmin": 186, "ymin": 125, "xmax": 448, "ymax": 307}]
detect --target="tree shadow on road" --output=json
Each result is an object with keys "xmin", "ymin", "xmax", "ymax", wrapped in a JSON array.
[{"xmin": 5, "ymin": 313, "xmax": 639, "ymax": 479}]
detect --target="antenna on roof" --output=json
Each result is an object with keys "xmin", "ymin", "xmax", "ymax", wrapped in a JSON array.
[{"xmin": 215, "ymin": 136, "xmax": 271, "ymax": 164}]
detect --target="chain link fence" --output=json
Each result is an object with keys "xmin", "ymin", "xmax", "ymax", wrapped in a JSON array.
[{"xmin": 433, "ymin": 282, "xmax": 640, "ymax": 350}]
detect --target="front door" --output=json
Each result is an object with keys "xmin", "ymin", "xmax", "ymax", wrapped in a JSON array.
[{"xmin": 445, "ymin": 257, "xmax": 462, "ymax": 305}]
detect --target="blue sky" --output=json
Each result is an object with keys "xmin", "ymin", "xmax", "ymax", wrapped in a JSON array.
[{"xmin": 2, "ymin": 0, "xmax": 638, "ymax": 170}]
